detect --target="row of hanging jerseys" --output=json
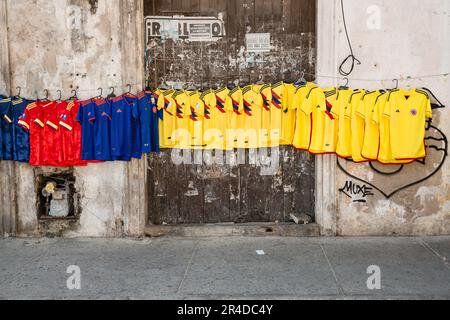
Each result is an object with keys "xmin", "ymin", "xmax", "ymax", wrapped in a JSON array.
[{"xmin": 0, "ymin": 83, "xmax": 433, "ymax": 167}]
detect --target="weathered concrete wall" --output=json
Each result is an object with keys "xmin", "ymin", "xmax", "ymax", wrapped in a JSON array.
[
  {"xmin": 0, "ymin": 0, "xmax": 145, "ymax": 237},
  {"xmin": 317, "ymin": 0, "xmax": 450, "ymax": 236}
]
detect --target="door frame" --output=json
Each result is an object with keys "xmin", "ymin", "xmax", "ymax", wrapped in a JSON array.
[{"xmin": 125, "ymin": 0, "xmax": 338, "ymax": 236}]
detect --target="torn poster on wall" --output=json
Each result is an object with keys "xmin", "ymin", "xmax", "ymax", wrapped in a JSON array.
[
  {"xmin": 246, "ymin": 33, "xmax": 271, "ymax": 53},
  {"xmin": 145, "ymin": 16, "xmax": 226, "ymax": 42}
]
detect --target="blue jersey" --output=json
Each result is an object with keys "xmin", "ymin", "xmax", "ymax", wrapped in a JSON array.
[
  {"xmin": 110, "ymin": 96, "xmax": 134, "ymax": 161},
  {"xmin": 123, "ymin": 95, "xmax": 142, "ymax": 159},
  {"xmin": 136, "ymin": 92, "xmax": 160, "ymax": 153},
  {"xmin": 0, "ymin": 98, "xmax": 14, "ymax": 160},
  {"xmin": 92, "ymin": 99, "xmax": 112, "ymax": 161},
  {"xmin": 76, "ymin": 100, "xmax": 96, "ymax": 160},
  {"xmin": 12, "ymin": 98, "xmax": 32, "ymax": 162}
]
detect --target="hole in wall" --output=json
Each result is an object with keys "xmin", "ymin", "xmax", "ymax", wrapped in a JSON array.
[{"xmin": 36, "ymin": 170, "xmax": 81, "ymax": 220}]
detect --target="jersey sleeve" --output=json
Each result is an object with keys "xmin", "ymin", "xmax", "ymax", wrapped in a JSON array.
[
  {"xmin": 372, "ymin": 98, "xmax": 385, "ymax": 124},
  {"xmin": 425, "ymin": 97, "xmax": 432, "ymax": 119},
  {"xmin": 60, "ymin": 105, "xmax": 74, "ymax": 131},
  {"xmin": 355, "ymin": 97, "xmax": 367, "ymax": 118},
  {"xmin": 382, "ymin": 97, "xmax": 393, "ymax": 118},
  {"xmin": 18, "ymin": 104, "xmax": 33, "ymax": 130}
]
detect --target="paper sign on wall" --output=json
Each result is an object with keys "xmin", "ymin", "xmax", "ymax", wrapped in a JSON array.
[
  {"xmin": 145, "ymin": 16, "xmax": 225, "ymax": 42},
  {"xmin": 246, "ymin": 33, "xmax": 271, "ymax": 53}
]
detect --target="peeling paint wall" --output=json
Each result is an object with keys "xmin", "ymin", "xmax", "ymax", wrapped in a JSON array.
[
  {"xmin": 0, "ymin": 0, "xmax": 142, "ymax": 237},
  {"xmin": 319, "ymin": 0, "xmax": 450, "ymax": 236}
]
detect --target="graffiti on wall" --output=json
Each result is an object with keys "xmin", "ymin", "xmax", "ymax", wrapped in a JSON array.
[{"xmin": 338, "ymin": 100, "xmax": 448, "ymax": 199}]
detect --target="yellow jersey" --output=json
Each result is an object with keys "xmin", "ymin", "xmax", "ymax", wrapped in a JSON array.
[
  {"xmin": 228, "ymin": 87, "xmax": 245, "ymax": 149},
  {"xmin": 348, "ymin": 90, "xmax": 367, "ymax": 162},
  {"xmin": 156, "ymin": 89, "xmax": 177, "ymax": 148},
  {"xmin": 172, "ymin": 90, "xmax": 192, "ymax": 149},
  {"xmin": 270, "ymin": 82, "xmax": 286, "ymax": 146},
  {"xmin": 258, "ymin": 84, "xmax": 273, "ymax": 146},
  {"xmin": 384, "ymin": 89, "xmax": 432, "ymax": 160},
  {"xmin": 372, "ymin": 92, "xmax": 411, "ymax": 164},
  {"xmin": 215, "ymin": 87, "xmax": 233, "ymax": 150},
  {"xmin": 360, "ymin": 91, "xmax": 384, "ymax": 160},
  {"xmin": 242, "ymin": 85, "xmax": 264, "ymax": 148},
  {"xmin": 303, "ymin": 87, "xmax": 334, "ymax": 154},
  {"xmin": 292, "ymin": 83, "xmax": 317, "ymax": 150},
  {"xmin": 282, "ymin": 83, "xmax": 297, "ymax": 145},
  {"xmin": 201, "ymin": 89, "xmax": 227, "ymax": 150},
  {"xmin": 188, "ymin": 91, "xmax": 205, "ymax": 149},
  {"xmin": 330, "ymin": 88, "xmax": 355, "ymax": 158}
]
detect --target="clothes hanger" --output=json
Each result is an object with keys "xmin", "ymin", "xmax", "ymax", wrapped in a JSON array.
[
  {"xmin": 41, "ymin": 89, "xmax": 50, "ymax": 102},
  {"xmin": 15, "ymin": 86, "xmax": 23, "ymax": 100},
  {"xmin": 256, "ymin": 75, "xmax": 264, "ymax": 85},
  {"xmin": 56, "ymin": 90, "xmax": 63, "ymax": 102},
  {"xmin": 107, "ymin": 87, "xmax": 117, "ymax": 99},
  {"xmin": 339, "ymin": 78, "xmax": 350, "ymax": 90},
  {"xmin": 295, "ymin": 71, "xmax": 307, "ymax": 86},
  {"xmin": 392, "ymin": 79, "xmax": 399, "ymax": 90},
  {"xmin": 125, "ymin": 84, "xmax": 138, "ymax": 98},
  {"xmin": 68, "ymin": 89, "xmax": 78, "ymax": 101},
  {"xmin": 95, "ymin": 88, "xmax": 103, "ymax": 99}
]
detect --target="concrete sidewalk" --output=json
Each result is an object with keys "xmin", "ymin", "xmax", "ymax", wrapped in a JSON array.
[{"xmin": 0, "ymin": 237, "xmax": 449, "ymax": 300}]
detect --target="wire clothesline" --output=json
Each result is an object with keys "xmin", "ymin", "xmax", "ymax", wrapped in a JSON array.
[{"xmin": 5, "ymin": 72, "xmax": 449, "ymax": 95}]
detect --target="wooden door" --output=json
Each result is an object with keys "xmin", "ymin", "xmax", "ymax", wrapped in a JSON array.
[{"xmin": 145, "ymin": 0, "xmax": 316, "ymax": 225}]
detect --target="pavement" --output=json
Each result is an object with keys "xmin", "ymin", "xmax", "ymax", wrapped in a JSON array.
[{"xmin": 0, "ymin": 236, "xmax": 449, "ymax": 300}]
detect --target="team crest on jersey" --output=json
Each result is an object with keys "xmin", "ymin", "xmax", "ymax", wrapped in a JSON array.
[
  {"xmin": 117, "ymin": 109, "xmax": 123, "ymax": 113},
  {"xmin": 61, "ymin": 114, "xmax": 68, "ymax": 120},
  {"xmin": 410, "ymin": 109, "xmax": 418, "ymax": 116}
]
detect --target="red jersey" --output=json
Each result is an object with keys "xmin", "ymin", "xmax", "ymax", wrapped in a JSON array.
[
  {"xmin": 18, "ymin": 101, "xmax": 48, "ymax": 166},
  {"xmin": 58, "ymin": 100, "xmax": 87, "ymax": 166},
  {"xmin": 41, "ymin": 101, "xmax": 63, "ymax": 166}
]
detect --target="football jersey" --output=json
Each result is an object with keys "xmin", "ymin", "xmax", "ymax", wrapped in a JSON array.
[
  {"xmin": 0, "ymin": 98, "xmax": 14, "ymax": 160},
  {"xmin": 270, "ymin": 82, "xmax": 286, "ymax": 146},
  {"xmin": 76, "ymin": 100, "xmax": 96, "ymax": 161},
  {"xmin": 136, "ymin": 91, "xmax": 160, "ymax": 153},
  {"xmin": 360, "ymin": 91, "xmax": 384, "ymax": 160},
  {"xmin": 89, "ymin": 99, "xmax": 112, "ymax": 161},
  {"xmin": 292, "ymin": 83, "xmax": 317, "ymax": 150},
  {"xmin": 330, "ymin": 88, "xmax": 356, "ymax": 158},
  {"xmin": 156, "ymin": 89, "xmax": 176, "ymax": 149},
  {"xmin": 384, "ymin": 89, "xmax": 432, "ymax": 160},
  {"xmin": 228, "ymin": 87, "xmax": 244, "ymax": 149},
  {"xmin": 58, "ymin": 100, "xmax": 86, "ymax": 166},
  {"xmin": 202, "ymin": 89, "xmax": 227, "ymax": 150},
  {"xmin": 372, "ymin": 92, "xmax": 411, "ymax": 164},
  {"xmin": 110, "ymin": 96, "xmax": 134, "ymax": 161},
  {"xmin": 41, "ymin": 101, "xmax": 67, "ymax": 166},
  {"xmin": 188, "ymin": 91, "xmax": 205, "ymax": 149},
  {"xmin": 11, "ymin": 98, "xmax": 32, "ymax": 162},
  {"xmin": 215, "ymin": 87, "xmax": 235, "ymax": 150},
  {"xmin": 172, "ymin": 90, "xmax": 192, "ymax": 149},
  {"xmin": 258, "ymin": 84, "xmax": 272, "ymax": 145},
  {"xmin": 18, "ymin": 101, "xmax": 50, "ymax": 166},
  {"xmin": 304, "ymin": 87, "xmax": 338, "ymax": 154},
  {"xmin": 241, "ymin": 85, "xmax": 264, "ymax": 149},
  {"xmin": 348, "ymin": 90, "xmax": 367, "ymax": 162},
  {"xmin": 282, "ymin": 83, "xmax": 297, "ymax": 145},
  {"xmin": 123, "ymin": 95, "xmax": 142, "ymax": 159}
]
